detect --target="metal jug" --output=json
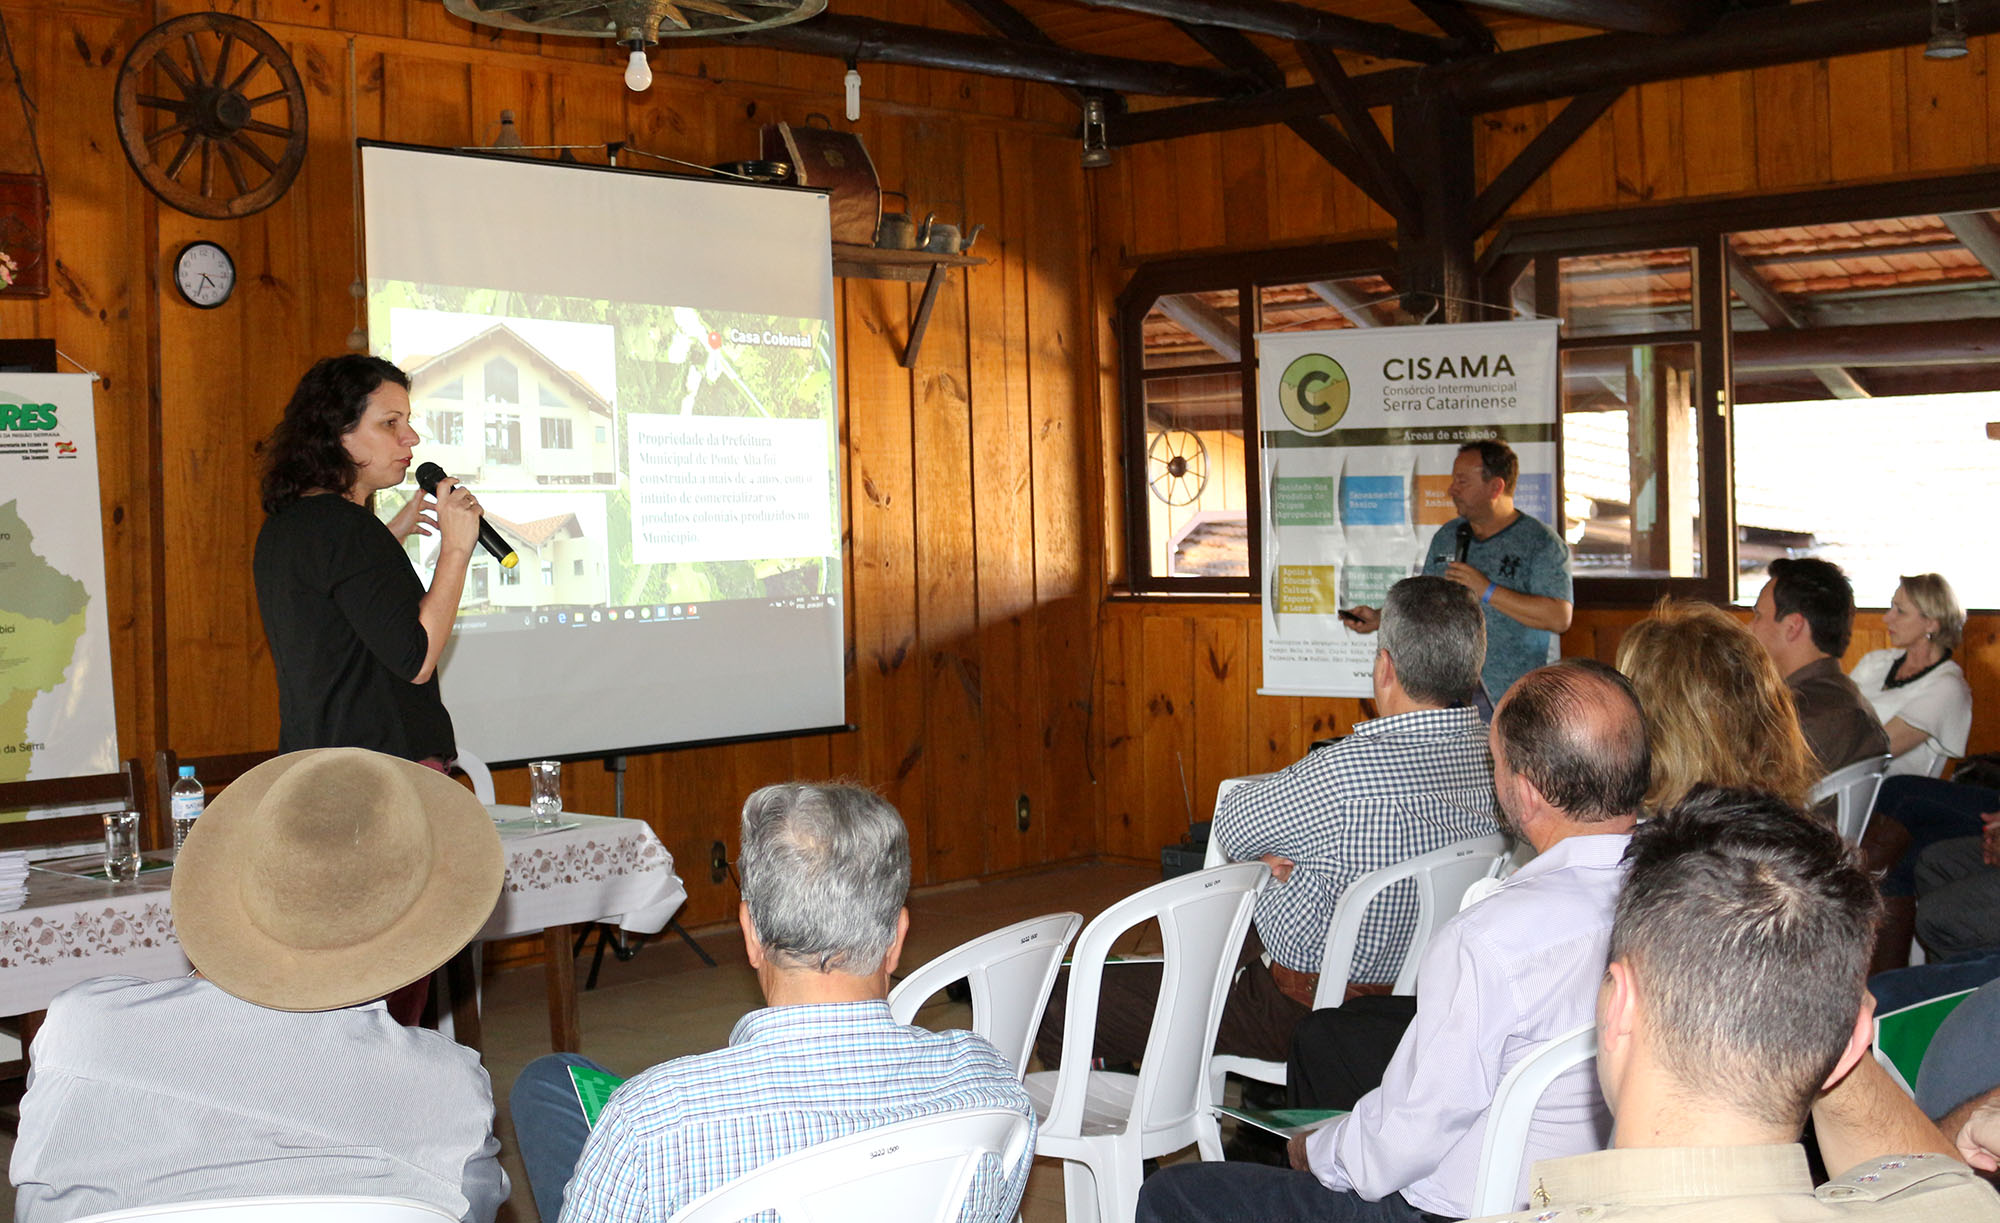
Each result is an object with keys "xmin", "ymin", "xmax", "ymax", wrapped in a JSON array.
[{"xmin": 875, "ymin": 192, "xmax": 917, "ymax": 250}]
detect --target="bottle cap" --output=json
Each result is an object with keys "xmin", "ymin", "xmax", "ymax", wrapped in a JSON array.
[{"xmin": 178, "ymin": 766, "xmax": 196, "ymax": 777}]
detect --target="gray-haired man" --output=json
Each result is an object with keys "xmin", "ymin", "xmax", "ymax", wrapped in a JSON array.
[
  {"xmin": 511, "ymin": 783, "xmax": 1036, "ymax": 1223},
  {"xmin": 1036, "ymin": 576, "xmax": 1498, "ymax": 1071}
]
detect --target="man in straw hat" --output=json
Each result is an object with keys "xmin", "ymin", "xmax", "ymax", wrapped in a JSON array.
[{"xmin": 11, "ymin": 748, "xmax": 509, "ymax": 1223}]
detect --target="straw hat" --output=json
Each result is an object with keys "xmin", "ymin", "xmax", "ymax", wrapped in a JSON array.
[{"xmin": 171, "ymin": 747, "xmax": 504, "ymax": 1012}]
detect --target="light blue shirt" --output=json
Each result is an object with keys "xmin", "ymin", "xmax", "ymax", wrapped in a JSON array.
[
  {"xmin": 1305, "ymin": 831, "xmax": 1628, "ymax": 1216},
  {"xmin": 1424, "ymin": 512, "xmax": 1573, "ymax": 702},
  {"xmin": 12, "ymin": 975, "xmax": 507, "ymax": 1223},
  {"xmin": 560, "ymin": 999, "xmax": 1035, "ymax": 1223}
]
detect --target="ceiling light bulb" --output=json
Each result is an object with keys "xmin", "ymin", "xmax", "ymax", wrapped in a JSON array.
[
  {"xmin": 844, "ymin": 66, "xmax": 861, "ymax": 122},
  {"xmin": 625, "ymin": 48, "xmax": 653, "ymax": 91}
]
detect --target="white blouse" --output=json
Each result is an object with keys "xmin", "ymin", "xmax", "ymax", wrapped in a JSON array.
[{"xmin": 1849, "ymin": 648, "xmax": 1973, "ymax": 778}]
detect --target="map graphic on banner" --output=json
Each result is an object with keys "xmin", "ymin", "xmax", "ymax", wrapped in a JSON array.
[
  {"xmin": 1257, "ymin": 320, "xmax": 1561, "ymax": 697},
  {"xmin": 0, "ymin": 374, "xmax": 118, "ymax": 784}
]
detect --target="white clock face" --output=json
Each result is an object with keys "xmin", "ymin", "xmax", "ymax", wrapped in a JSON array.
[{"xmin": 175, "ymin": 242, "xmax": 234, "ymax": 308}]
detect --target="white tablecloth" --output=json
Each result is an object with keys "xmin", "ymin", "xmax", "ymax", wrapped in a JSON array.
[
  {"xmin": 478, "ymin": 808, "xmax": 687, "ymax": 941},
  {"xmin": 0, "ymin": 812, "xmax": 684, "ymax": 1017}
]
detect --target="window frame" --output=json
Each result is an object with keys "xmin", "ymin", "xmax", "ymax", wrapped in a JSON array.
[
  {"xmin": 1118, "ymin": 239, "xmax": 1399, "ymax": 595},
  {"xmin": 1480, "ymin": 165, "xmax": 2000, "ymax": 609}
]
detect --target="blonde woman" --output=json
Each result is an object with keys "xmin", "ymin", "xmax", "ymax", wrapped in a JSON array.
[
  {"xmin": 1849, "ymin": 573, "xmax": 1972, "ymax": 779},
  {"xmin": 1615, "ymin": 599, "xmax": 1819, "ymax": 814}
]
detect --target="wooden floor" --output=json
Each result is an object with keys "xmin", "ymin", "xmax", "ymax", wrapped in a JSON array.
[{"xmin": 0, "ymin": 860, "xmax": 1170, "ymax": 1223}]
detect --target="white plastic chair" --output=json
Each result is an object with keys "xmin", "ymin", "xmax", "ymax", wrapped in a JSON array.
[
  {"xmin": 452, "ymin": 749, "xmax": 496, "ymax": 805},
  {"xmin": 1026, "ymin": 862, "xmax": 1267, "ymax": 1223},
  {"xmin": 889, "ymin": 911, "xmax": 1084, "ymax": 1077},
  {"xmin": 1468, "ymin": 1022, "xmax": 1599, "ymax": 1216},
  {"xmin": 1810, "ymin": 753, "xmax": 1890, "ymax": 844},
  {"xmin": 1203, "ymin": 775, "xmax": 1279, "ymax": 868},
  {"xmin": 666, "ymin": 1108, "xmax": 1033, "ymax": 1223},
  {"xmin": 73, "ymin": 1197, "xmax": 458, "ymax": 1223},
  {"xmin": 1201, "ymin": 834, "xmax": 1511, "ymax": 1150}
]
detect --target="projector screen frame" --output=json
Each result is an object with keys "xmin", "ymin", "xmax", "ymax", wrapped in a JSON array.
[{"xmin": 357, "ymin": 139, "xmax": 853, "ymax": 770}]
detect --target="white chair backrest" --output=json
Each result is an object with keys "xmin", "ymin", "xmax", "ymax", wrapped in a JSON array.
[
  {"xmin": 1314, "ymin": 833, "xmax": 1511, "ymax": 1006},
  {"xmin": 452, "ymin": 749, "xmax": 496, "ymax": 805},
  {"xmin": 1040, "ymin": 861, "xmax": 1268, "ymax": 1141},
  {"xmin": 889, "ymin": 912, "xmax": 1084, "ymax": 1077},
  {"xmin": 1203, "ymin": 774, "xmax": 1278, "ymax": 868},
  {"xmin": 1810, "ymin": 754, "xmax": 1890, "ymax": 843},
  {"xmin": 1470, "ymin": 1023, "xmax": 1599, "ymax": 1217},
  {"xmin": 74, "ymin": 1197, "xmax": 458, "ymax": 1223},
  {"xmin": 666, "ymin": 1108, "xmax": 1033, "ymax": 1223}
]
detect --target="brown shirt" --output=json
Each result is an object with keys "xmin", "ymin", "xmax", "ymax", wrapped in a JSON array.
[
  {"xmin": 1788, "ymin": 656, "xmax": 1892, "ymax": 773},
  {"xmin": 1470, "ymin": 1145, "xmax": 2000, "ymax": 1223}
]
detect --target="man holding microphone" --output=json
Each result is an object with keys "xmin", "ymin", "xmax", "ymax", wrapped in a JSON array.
[{"xmin": 1345, "ymin": 441, "xmax": 1572, "ymax": 705}]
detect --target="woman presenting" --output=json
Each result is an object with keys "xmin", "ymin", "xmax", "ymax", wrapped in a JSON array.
[{"xmin": 254, "ymin": 355, "xmax": 482, "ymax": 765}]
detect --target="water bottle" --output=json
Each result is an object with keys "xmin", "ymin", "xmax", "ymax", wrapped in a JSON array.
[{"xmin": 170, "ymin": 765, "xmax": 204, "ymax": 853}]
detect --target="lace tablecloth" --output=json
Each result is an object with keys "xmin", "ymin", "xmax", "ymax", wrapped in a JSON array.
[{"xmin": 0, "ymin": 813, "xmax": 684, "ymax": 1017}]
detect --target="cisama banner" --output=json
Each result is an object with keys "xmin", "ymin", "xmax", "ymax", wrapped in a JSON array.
[{"xmin": 1257, "ymin": 319, "xmax": 1560, "ymax": 697}]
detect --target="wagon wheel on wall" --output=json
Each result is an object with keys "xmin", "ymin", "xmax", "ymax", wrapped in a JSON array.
[
  {"xmin": 113, "ymin": 14, "xmax": 308, "ymax": 219},
  {"xmin": 1146, "ymin": 429, "xmax": 1210, "ymax": 507}
]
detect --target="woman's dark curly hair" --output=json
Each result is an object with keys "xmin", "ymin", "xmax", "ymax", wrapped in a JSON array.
[{"xmin": 259, "ymin": 355, "xmax": 411, "ymax": 514}]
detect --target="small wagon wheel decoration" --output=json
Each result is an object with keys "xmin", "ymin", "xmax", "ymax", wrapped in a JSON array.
[
  {"xmin": 1146, "ymin": 429, "xmax": 1210, "ymax": 507},
  {"xmin": 113, "ymin": 14, "xmax": 308, "ymax": 219}
]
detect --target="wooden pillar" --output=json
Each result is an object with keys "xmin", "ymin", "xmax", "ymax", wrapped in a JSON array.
[
  {"xmin": 1628, "ymin": 348, "xmax": 1695, "ymax": 576},
  {"xmin": 1391, "ymin": 93, "xmax": 1477, "ymax": 322}
]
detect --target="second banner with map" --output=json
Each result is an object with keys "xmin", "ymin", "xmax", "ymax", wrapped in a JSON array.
[{"xmin": 1258, "ymin": 319, "xmax": 1561, "ymax": 697}]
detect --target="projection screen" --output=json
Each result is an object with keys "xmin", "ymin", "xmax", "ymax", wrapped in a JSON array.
[{"xmin": 359, "ymin": 142, "xmax": 845, "ymax": 765}]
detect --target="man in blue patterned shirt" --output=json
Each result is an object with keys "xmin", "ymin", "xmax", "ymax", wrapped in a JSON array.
[
  {"xmin": 1036, "ymin": 576, "xmax": 1497, "ymax": 1070},
  {"xmin": 509, "ymin": 783, "xmax": 1036, "ymax": 1223}
]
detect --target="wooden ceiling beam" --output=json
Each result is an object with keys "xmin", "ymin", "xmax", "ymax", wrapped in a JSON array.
[
  {"xmin": 943, "ymin": 0, "xmax": 1096, "ymax": 107},
  {"xmin": 1154, "ymin": 294, "xmax": 1243, "ymax": 360},
  {"xmin": 1173, "ymin": 24, "xmax": 1406, "ymax": 220},
  {"xmin": 1723, "ymin": 246, "xmax": 1872, "ymax": 399},
  {"xmin": 1408, "ymin": 0, "xmax": 1497, "ymax": 53},
  {"xmin": 1732, "ymin": 318, "xmax": 2000, "ymax": 371},
  {"xmin": 713, "ymin": 13, "xmax": 1251, "ymax": 96},
  {"xmin": 1060, "ymin": 0, "xmax": 1460, "ymax": 63},
  {"xmin": 1941, "ymin": 211, "xmax": 2000, "ymax": 279},
  {"xmin": 1467, "ymin": 87, "xmax": 1623, "ymax": 233},
  {"xmin": 1298, "ymin": 43, "xmax": 1421, "ymax": 227},
  {"xmin": 1439, "ymin": 0, "xmax": 2000, "ymax": 111},
  {"xmin": 1455, "ymin": 0, "xmax": 1719, "ymax": 36},
  {"xmin": 1114, "ymin": 0, "xmax": 2000, "ymax": 141}
]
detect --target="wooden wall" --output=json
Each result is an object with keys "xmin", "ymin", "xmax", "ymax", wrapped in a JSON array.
[
  {"xmin": 0, "ymin": 0, "xmax": 1100, "ymax": 930},
  {"xmin": 1091, "ymin": 30, "xmax": 2000, "ymax": 862}
]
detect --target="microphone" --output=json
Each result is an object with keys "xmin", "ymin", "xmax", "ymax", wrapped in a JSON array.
[
  {"xmin": 414, "ymin": 462, "xmax": 517, "ymax": 569},
  {"xmin": 1455, "ymin": 522, "xmax": 1473, "ymax": 564}
]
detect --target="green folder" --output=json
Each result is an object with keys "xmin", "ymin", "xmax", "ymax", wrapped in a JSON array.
[
  {"xmin": 570, "ymin": 1065, "xmax": 628, "ymax": 1127},
  {"xmin": 1213, "ymin": 1105, "xmax": 1347, "ymax": 1139},
  {"xmin": 1874, "ymin": 987, "xmax": 1977, "ymax": 1095}
]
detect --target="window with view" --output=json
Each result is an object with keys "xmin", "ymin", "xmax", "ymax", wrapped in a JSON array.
[
  {"xmin": 1726, "ymin": 210, "xmax": 2000, "ymax": 610},
  {"xmin": 1121, "ymin": 246, "xmax": 1398, "ymax": 592}
]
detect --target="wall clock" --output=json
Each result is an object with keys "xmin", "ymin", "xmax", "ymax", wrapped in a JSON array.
[
  {"xmin": 174, "ymin": 241, "xmax": 235, "ymax": 309},
  {"xmin": 112, "ymin": 14, "xmax": 308, "ymax": 220}
]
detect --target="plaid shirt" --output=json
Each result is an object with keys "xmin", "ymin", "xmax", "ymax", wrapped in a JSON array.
[
  {"xmin": 558, "ymin": 1000, "xmax": 1035, "ymax": 1223},
  {"xmin": 1214, "ymin": 705, "xmax": 1499, "ymax": 976}
]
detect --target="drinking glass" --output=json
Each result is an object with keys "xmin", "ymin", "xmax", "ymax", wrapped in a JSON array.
[
  {"xmin": 103, "ymin": 809, "xmax": 141, "ymax": 882},
  {"xmin": 528, "ymin": 760, "xmax": 562, "ymax": 828}
]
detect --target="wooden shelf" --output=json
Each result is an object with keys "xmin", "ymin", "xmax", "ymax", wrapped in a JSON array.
[
  {"xmin": 831, "ymin": 242, "xmax": 985, "ymax": 283},
  {"xmin": 829, "ymin": 243, "xmax": 988, "ymax": 367}
]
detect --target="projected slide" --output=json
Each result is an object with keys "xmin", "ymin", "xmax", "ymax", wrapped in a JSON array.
[
  {"xmin": 361, "ymin": 142, "xmax": 844, "ymax": 763},
  {"xmin": 375, "ymin": 294, "xmax": 836, "ymax": 622}
]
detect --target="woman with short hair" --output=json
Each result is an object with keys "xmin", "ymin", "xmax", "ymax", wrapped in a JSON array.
[{"xmin": 1849, "ymin": 573, "xmax": 1972, "ymax": 780}]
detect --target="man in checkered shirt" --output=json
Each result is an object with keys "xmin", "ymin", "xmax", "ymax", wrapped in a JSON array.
[
  {"xmin": 509, "ymin": 783, "xmax": 1035, "ymax": 1223},
  {"xmin": 1035, "ymin": 575, "xmax": 1497, "ymax": 1071}
]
